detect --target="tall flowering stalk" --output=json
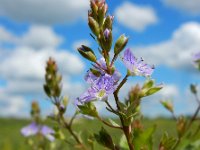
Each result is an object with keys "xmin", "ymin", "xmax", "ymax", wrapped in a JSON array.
[
  {"xmin": 76, "ymin": 0, "xmax": 162, "ymax": 150},
  {"xmin": 43, "ymin": 58, "xmax": 88, "ymax": 150}
]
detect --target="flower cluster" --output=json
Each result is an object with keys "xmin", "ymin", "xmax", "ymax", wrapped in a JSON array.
[{"xmin": 76, "ymin": 58, "xmax": 121, "ymax": 104}]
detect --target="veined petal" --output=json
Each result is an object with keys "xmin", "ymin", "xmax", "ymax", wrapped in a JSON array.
[{"xmin": 123, "ymin": 48, "xmax": 154, "ymax": 77}]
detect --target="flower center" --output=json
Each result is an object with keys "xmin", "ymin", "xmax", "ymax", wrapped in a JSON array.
[{"xmin": 97, "ymin": 90, "xmax": 106, "ymax": 98}]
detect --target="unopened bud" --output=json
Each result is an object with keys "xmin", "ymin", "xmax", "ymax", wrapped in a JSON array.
[
  {"xmin": 77, "ymin": 45, "xmax": 97, "ymax": 62},
  {"xmin": 177, "ymin": 116, "xmax": 186, "ymax": 137},
  {"xmin": 114, "ymin": 34, "xmax": 128, "ymax": 55},
  {"xmin": 97, "ymin": 4, "xmax": 108, "ymax": 26},
  {"xmin": 62, "ymin": 96, "xmax": 69, "ymax": 107},
  {"xmin": 31, "ymin": 101, "xmax": 40, "ymax": 114},
  {"xmin": 103, "ymin": 28, "xmax": 110, "ymax": 40},
  {"xmin": 88, "ymin": 17, "xmax": 100, "ymax": 36},
  {"xmin": 103, "ymin": 15, "xmax": 113, "ymax": 30},
  {"xmin": 190, "ymin": 84, "xmax": 197, "ymax": 94},
  {"xmin": 59, "ymin": 104, "xmax": 66, "ymax": 114},
  {"xmin": 99, "ymin": 29, "xmax": 112, "ymax": 52},
  {"xmin": 160, "ymin": 100, "xmax": 173, "ymax": 113},
  {"xmin": 90, "ymin": 68, "xmax": 101, "ymax": 77}
]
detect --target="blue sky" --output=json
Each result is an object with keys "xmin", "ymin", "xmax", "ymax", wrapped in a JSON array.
[{"xmin": 0, "ymin": 0, "xmax": 200, "ymax": 118}]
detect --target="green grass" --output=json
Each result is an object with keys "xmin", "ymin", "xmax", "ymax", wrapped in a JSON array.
[{"xmin": 0, "ymin": 117, "xmax": 180, "ymax": 150}]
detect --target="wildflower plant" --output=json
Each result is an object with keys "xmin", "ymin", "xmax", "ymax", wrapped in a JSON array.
[
  {"xmin": 75, "ymin": 0, "xmax": 162, "ymax": 149},
  {"xmin": 20, "ymin": 0, "xmax": 200, "ymax": 150}
]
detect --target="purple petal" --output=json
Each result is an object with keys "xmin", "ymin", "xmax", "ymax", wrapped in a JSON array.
[
  {"xmin": 84, "ymin": 70, "xmax": 98, "ymax": 84},
  {"xmin": 41, "ymin": 125, "xmax": 55, "ymax": 141},
  {"xmin": 21, "ymin": 122, "xmax": 39, "ymax": 137},
  {"xmin": 103, "ymin": 28, "xmax": 110, "ymax": 39},
  {"xmin": 123, "ymin": 48, "xmax": 154, "ymax": 77},
  {"xmin": 193, "ymin": 52, "xmax": 200, "ymax": 62}
]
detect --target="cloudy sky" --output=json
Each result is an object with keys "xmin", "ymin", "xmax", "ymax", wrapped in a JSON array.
[{"xmin": 0, "ymin": 0, "xmax": 200, "ymax": 118}]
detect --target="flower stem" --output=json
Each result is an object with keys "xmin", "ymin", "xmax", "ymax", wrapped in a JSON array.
[
  {"xmin": 172, "ymin": 93, "xmax": 200, "ymax": 150},
  {"xmin": 97, "ymin": 115, "xmax": 122, "ymax": 129},
  {"xmin": 55, "ymin": 102, "xmax": 88, "ymax": 150},
  {"xmin": 113, "ymin": 74, "xmax": 134, "ymax": 150}
]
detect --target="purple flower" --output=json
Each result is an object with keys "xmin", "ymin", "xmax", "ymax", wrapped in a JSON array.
[
  {"xmin": 193, "ymin": 52, "xmax": 200, "ymax": 63},
  {"xmin": 77, "ymin": 73, "xmax": 119, "ymax": 104},
  {"xmin": 41, "ymin": 125, "xmax": 55, "ymax": 142},
  {"xmin": 76, "ymin": 57, "xmax": 121, "ymax": 104},
  {"xmin": 21, "ymin": 122, "xmax": 39, "ymax": 137},
  {"xmin": 122, "ymin": 48, "xmax": 154, "ymax": 77},
  {"xmin": 21, "ymin": 122, "xmax": 55, "ymax": 141}
]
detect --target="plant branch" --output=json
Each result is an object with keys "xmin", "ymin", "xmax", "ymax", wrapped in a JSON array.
[
  {"xmin": 113, "ymin": 74, "xmax": 134, "ymax": 150},
  {"xmin": 97, "ymin": 116, "xmax": 122, "ymax": 130},
  {"xmin": 105, "ymin": 100, "xmax": 118, "ymax": 115}
]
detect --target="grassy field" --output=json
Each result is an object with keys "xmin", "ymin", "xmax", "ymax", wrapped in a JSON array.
[{"xmin": 0, "ymin": 117, "xmax": 179, "ymax": 150}]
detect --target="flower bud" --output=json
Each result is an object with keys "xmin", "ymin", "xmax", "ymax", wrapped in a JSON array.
[
  {"xmin": 31, "ymin": 101, "xmax": 40, "ymax": 115},
  {"xmin": 88, "ymin": 17, "xmax": 100, "ymax": 36},
  {"xmin": 103, "ymin": 15, "xmax": 113, "ymax": 30},
  {"xmin": 190, "ymin": 84, "xmax": 197, "ymax": 94},
  {"xmin": 99, "ymin": 29, "xmax": 112, "ymax": 52},
  {"xmin": 97, "ymin": 4, "xmax": 108, "ymax": 26},
  {"xmin": 77, "ymin": 45, "xmax": 97, "ymax": 62},
  {"xmin": 103, "ymin": 28, "xmax": 110, "ymax": 40},
  {"xmin": 160, "ymin": 100, "xmax": 173, "ymax": 113},
  {"xmin": 44, "ymin": 58, "xmax": 62, "ymax": 101},
  {"xmin": 62, "ymin": 96, "xmax": 69, "ymax": 107},
  {"xmin": 90, "ymin": 68, "xmax": 101, "ymax": 77},
  {"xmin": 176, "ymin": 116, "xmax": 186, "ymax": 137},
  {"xmin": 114, "ymin": 34, "xmax": 128, "ymax": 55},
  {"xmin": 90, "ymin": 0, "xmax": 98, "ymax": 18}
]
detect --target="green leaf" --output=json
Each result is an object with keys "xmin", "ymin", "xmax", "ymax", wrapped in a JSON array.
[
  {"xmin": 117, "ymin": 101, "xmax": 126, "ymax": 111},
  {"xmin": 159, "ymin": 132, "xmax": 177, "ymax": 150},
  {"xmin": 94, "ymin": 127, "xmax": 115, "ymax": 150},
  {"xmin": 142, "ymin": 80, "xmax": 154, "ymax": 89},
  {"xmin": 144, "ymin": 86, "xmax": 162, "ymax": 97},
  {"xmin": 108, "ymin": 119, "xmax": 121, "ymax": 128},
  {"xmin": 78, "ymin": 102, "xmax": 98, "ymax": 117},
  {"xmin": 133, "ymin": 126, "xmax": 156, "ymax": 150},
  {"xmin": 119, "ymin": 135, "xmax": 129, "ymax": 150}
]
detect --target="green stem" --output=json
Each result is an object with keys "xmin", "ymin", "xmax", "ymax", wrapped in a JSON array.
[
  {"xmin": 113, "ymin": 74, "xmax": 134, "ymax": 150},
  {"xmin": 97, "ymin": 115, "xmax": 122, "ymax": 129},
  {"xmin": 55, "ymin": 103, "xmax": 88, "ymax": 150},
  {"xmin": 172, "ymin": 93, "xmax": 200, "ymax": 150}
]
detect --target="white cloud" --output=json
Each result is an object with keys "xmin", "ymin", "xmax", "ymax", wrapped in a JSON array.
[
  {"xmin": 0, "ymin": 26, "xmax": 16, "ymax": 44},
  {"xmin": 0, "ymin": 0, "xmax": 89, "ymax": 24},
  {"xmin": 115, "ymin": 2, "xmax": 158, "ymax": 31},
  {"xmin": 0, "ymin": 25, "xmax": 63, "ymax": 49},
  {"xmin": 0, "ymin": 48, "xmax": 84, "ymax": 80},
  {"xmin": 20, "ymin": 25, "xmax": 63, "ymax": 49},
  {"xmin": 159, "ymin": 84, "xmax": 179, "ymax": 98},
  {"xmin": 132, "ymin": 22, "xmax": 200, "ymax": 69},
  {"xmin": 163, "ymin": 0, "xmax": 200, "ymax": 15},
  {"xmin": 0, "ymin": 94, "xmax": 28, "ymax": 117},
  {"xmin": 0, "ymin": 25, "xmax": 86, "ymax": 117}
]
